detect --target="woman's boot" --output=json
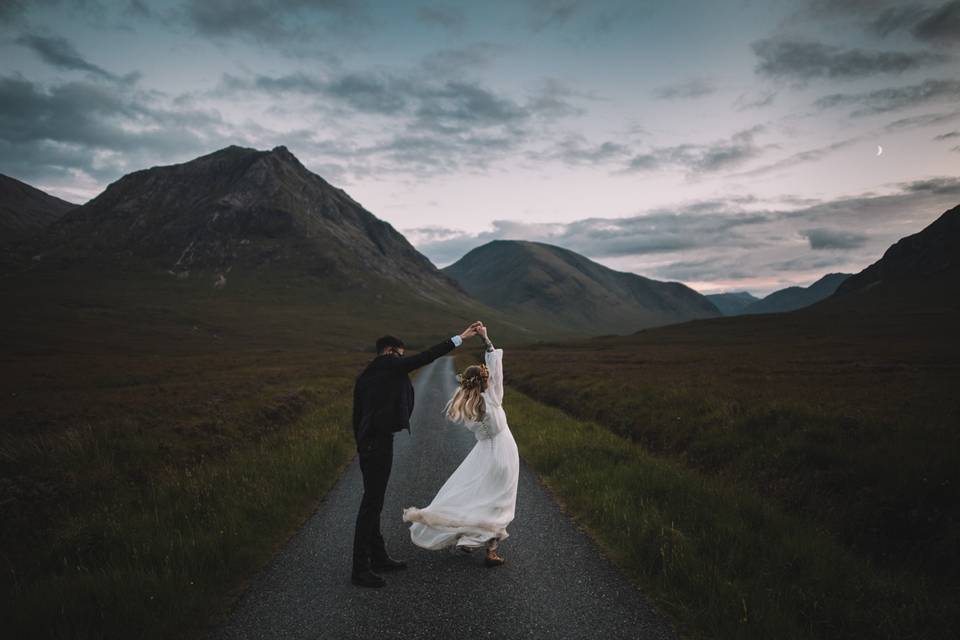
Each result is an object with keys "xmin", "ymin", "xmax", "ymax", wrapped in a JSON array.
[{"xmin": 484, "ymin": 539, "xmax": 505, "ymax": 567}]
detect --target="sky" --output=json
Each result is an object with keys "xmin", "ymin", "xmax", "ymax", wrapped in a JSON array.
[{"xmin": 1, "ymin": 0, "xmax": 959, "ymax": 295}]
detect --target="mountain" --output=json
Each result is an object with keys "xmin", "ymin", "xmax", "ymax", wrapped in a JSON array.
[
  {"xmin": 835, "ymin": 204, "xmax": 960, "ymax": 297},
  {"xmin": 442, "ymin": 240, "xmax": 720, "ymax": 335},
  {"xmin": 0, "ymin": 174, "xmax": 77, "ymax": 245},
  {"xmin": 742, "ymin": 273, "xmax": 850, "ymax": 315},
  {"xmin": 22, "ymin": 145, "xmax": 464, "ymax": 298},
  {"xmin": 706, "ymin": 291, "xmax": 760, "ymax": 316},
  {"xmin": 817, "ymin": 203, "xmax": 960, "ymax": 313},
  {"xmin": 5, "ymin": 145, "xmax": 536, "ymax": 350}
]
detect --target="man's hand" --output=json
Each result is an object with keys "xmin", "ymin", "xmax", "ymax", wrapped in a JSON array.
[{"xmin": 459, "ymin": 321, "xmax": 483, "ymax": 340}]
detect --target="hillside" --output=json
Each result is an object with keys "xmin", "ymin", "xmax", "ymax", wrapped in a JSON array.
[
  {"xmin": 826, "ymin": 203, "xmax": 960, "ymax": 311},
  {"xmin": 0, "ymin": 174, "xmax": 76, "ymax": 245},
  {"xmin": 705, "ymin": 291, "xmax": 759, "ymax": 315},
  {"xmin": 443, "ymin": 240, "xmax": 720, "ymax": 335},
  {"xmin": 21, "ymin": 146, "xmax": 460, "ymax": 297},
  {"xmin": 2, "ymin": 146, "xmax": 540, "ymax": 350},
  {"xmin": 742, "ymin": 272, "xmax": 850, "ymax": 314}
]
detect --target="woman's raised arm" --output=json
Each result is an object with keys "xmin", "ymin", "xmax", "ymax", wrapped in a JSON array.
[{"xmin": 480, "ymin": 326, "xmax": 503, "ymax": 406}]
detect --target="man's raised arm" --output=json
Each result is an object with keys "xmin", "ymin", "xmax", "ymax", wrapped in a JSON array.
[{"xmin": 396, "ymin": 322, "xmax": 481, "ymax": 373}]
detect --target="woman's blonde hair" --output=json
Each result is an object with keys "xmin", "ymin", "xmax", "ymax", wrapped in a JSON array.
[{"xmin": 445, "ymin": 364, "xmax": 489, "ymax": 423}]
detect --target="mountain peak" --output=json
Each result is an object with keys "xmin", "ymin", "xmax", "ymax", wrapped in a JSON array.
[
  {"xmin": 22, "ymin": 146, "xmax": 456, "ymax": 296},
  {"xmin": 444, "ymin": 238, "xmax": 719, "ymax": 334}
]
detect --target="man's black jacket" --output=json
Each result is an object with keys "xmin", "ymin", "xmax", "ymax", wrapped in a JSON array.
[{"xmin": 352, "ymin": 338, "xmax": 456, "ymax": 444}]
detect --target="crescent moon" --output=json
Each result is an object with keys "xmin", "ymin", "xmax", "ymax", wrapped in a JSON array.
[{"xmin": 877, "ymin": 145, "xmax": 883, "ymax": 156}]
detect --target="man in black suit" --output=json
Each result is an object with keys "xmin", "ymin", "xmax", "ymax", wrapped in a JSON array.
[{"xmin": 351, "ymin": 322, "xmax": 482, "ymax": 588}]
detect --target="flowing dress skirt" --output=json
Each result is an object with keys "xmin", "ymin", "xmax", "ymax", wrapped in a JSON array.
[{"xmin": 402, "ymin": 412, "xmax": 519, "ymax": 549}]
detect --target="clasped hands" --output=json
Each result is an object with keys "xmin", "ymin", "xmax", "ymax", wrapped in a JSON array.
[{"xmin": 459, "ymin": 321, "xmax": 487, "ymax": 341}]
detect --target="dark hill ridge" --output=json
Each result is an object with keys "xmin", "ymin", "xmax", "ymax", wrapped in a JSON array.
[
  {"xmin": 25, "ymin": 145, "xmax": 461, "ymax": 298},
  {"xmin": 742, "ymin": 273, "xmax": 850, "ymax": 315},
  {"xmin": 443, "ymin": 240, "xmax": 720, "ymax": 335},
  {"xmin": 819, "ymin": 203, "xmax": 960, "ymax": 312},
  {"xmin": 0, "ymin": 174, "xmax": 77, "ymax": 245},
  {"xmin": 706, "ymin": 291, "xmax": 759, "ymax": 316},
  {"xmin": 836, "ymin": 203, "xmax": 960, "ymax": 296}
]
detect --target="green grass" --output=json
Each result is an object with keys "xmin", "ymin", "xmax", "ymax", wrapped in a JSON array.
[
  {"xmin": 504, "ymin": 310, "xmax": 960, "ymax": 587},
  {"xmin": 2, "ymin": 380, "xmax": 355, "ymax": 640},
  {"xmin": 501, "ymin": 384, "xmax": 952, "ymax": 640}
]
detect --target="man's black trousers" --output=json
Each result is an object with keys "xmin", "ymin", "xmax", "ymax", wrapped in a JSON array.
[{"xmin": 352, "ymin": 433, "xmax": 395, "ymax": 572}]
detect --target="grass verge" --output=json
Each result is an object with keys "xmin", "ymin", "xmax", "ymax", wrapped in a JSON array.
[
  {"xmin": 502, "ymin": 386, "xmax": 951, "ymax": 640},
  {"xmin": 2, "ymin": 380, "xmax": 355, "ymax": 640}
]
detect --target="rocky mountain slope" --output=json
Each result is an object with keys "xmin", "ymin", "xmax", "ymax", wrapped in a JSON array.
[{"xmin": 21, "ymin": 146, "xmax": 464, "ymax": 301}]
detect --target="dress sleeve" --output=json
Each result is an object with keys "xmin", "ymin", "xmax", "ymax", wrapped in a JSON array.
[
  {"xmin": 484, "ymin": 347, "xmax": 504, "ymax": 407},
  {"xmin": 462, "ymin": 419, "xmax": 492, "ymax": 440}
]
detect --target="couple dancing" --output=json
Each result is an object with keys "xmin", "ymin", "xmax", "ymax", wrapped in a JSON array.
[{"xmin": 351, "ymin": 321, "xmax": 519, "ymax": 588}]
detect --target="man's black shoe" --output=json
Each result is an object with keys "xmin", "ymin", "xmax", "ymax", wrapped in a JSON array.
[
  {"xmin": 371, "ymin": 555, "xmax": 407, "ymax": 571},
  {"xmin": 351, "ymin": 569, "xmax": 386, "ymax": 588}
]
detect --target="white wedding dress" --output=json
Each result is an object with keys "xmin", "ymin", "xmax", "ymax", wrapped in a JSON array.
[{"xmin": 402, "ymin": 347, "xmax": 519, "ymax": 549}]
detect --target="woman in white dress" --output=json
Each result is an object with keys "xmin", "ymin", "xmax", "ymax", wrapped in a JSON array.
[{"xmin": 402, "ymin": 324, "xmax": 519, "ymax": 566}]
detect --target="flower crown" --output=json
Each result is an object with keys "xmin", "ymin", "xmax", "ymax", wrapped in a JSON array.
[{"xmin": 456, "ymin": 364, "xmax": 489, "ymax": 390}]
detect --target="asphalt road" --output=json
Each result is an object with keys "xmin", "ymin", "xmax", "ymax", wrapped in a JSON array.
[{"xmin": 209, "ymin": 356, "xmax": 676, "ymax": 640}]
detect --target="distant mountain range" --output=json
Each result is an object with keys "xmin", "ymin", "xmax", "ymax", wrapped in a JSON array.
[
  {"xmin": 705, "ymin": 292, "xmax": 759, "ymax": 315},
  {"xmin": 740, "ymin": 273, "xmax": 851, "ymax": 315},
  {"xmin": 3, "ymin": 146, "xmax": 958, "ymax": 343},
  {"xmin": 443, "ymin": 240, "xmax": 720, "ymax": 335},
  {"xmin": 0, "ymin": 174, "xmax": 76, "ymax": 245},
  {"xmin": 705, "ymin": 275, "xmax": 851, "ymax": 317}
]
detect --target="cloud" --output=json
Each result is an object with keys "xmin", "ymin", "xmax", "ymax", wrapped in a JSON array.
[
  {"xmin": 15, "ymin": 32, "xmax": 137, "ymax": 83},
  {"xmin": 801, "ymin": 227, "xmax": 869, "ymax": 249},
  {"xmin": 934, "ymin": 130, "xmax": 960, "ymax": 139},
  {"xmin": 733, "ymin": 89, "xmax": 778, "ymax": 110},
  {"xmin": 624, "ymin": 126, "xmax": 770, "ymax": 175},
  {"xmin": 882, "ymin": 108, "xmax": 960, "ymax": 132},
  {"xmin": 207, "ymin": 68, "xmax": 584, "ymax": 177},
  {"xmin": 411, "ymin": 177, "xmax": 960, "ymax": 292},
  {"xmin": 174, "ymin": 0, "xmax": 363, "ymax": 57},
  {"xmin": 869, "ymin": 1, "xmax": 960, "ymax": 46},
  {"xmin": 912, "ymin": 1, "xmax": 960, "ymax": 45},
  {"xmin": 0, "ymin": 73, "xmax": 233, "ymax": 187},
  {"xmin": 751, "ymin": 38, "xmax": 949, "ymax": 80},
  {"xmin": 869, "ymin": 4, "xmax": 933, "ymax": 36},
  {"xmin": 800, "ymin": 1, "xmax": 960, "ymax": 48},
  {"xmin": 412, "ymin": 81, "xmax": 530, "ymax": 131},
  {"xmin": 532, "ymin": 134, "xmax": 630, "ymax": 166},
  {"xmin": 217, "ymin": 69, "xmax": 579, "ymax": 130},
  {"xmin": 653, "ymin": 78, "xmax": 716, "ymax": 100},
  {"xmin": 732, "ymin": 137, "xmax": 862, "ymax": 178},
  {"xmin": 901, "ymin": 175, "xmax": 960, "ymax": 194},
  {"xmin": 525, "ymin": 0, "xmax": 582, "ymax": 32},
  {"xmin": 416, "ymin": 5, "xmax": 466, "ymax": 31},
  {"xmin": 814, "ymin": 78, "xmax": 960, "ymax": 115},
  {"xmin": 124, "ymin": 0, "xmax": 152, "ymax": 19},
  {"xmin": 419, "ymin": 44, "xmax": 495, "ymax": 76}
]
